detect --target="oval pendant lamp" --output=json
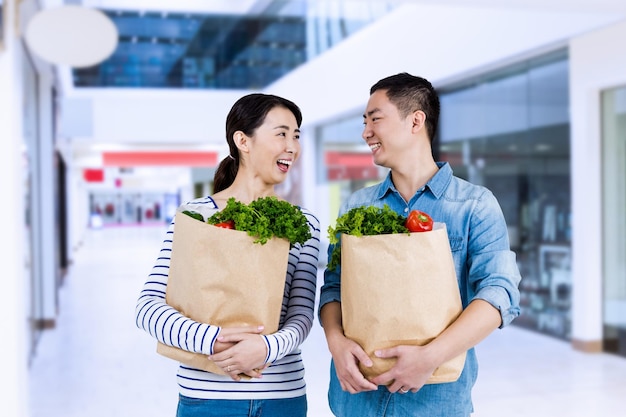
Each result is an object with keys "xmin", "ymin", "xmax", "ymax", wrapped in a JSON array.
[{"xmin": 24, "ymin": 5, "xmax": 118, "ymax": 68}]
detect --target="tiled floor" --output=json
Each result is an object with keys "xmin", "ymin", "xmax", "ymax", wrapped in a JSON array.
[{"xmin": 28, "ymin": 225, "xmax": 626, "ymax": 416}]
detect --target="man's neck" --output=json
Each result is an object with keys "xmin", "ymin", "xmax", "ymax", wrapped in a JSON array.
[{"xmin": 390, "ymin": 159, "xmax": 439, "ymax": 202}]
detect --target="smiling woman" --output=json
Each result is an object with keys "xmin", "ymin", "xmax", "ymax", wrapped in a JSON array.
[{"xmin": 134, "ymin": 92, "xmax": 321, "ymax": 417}]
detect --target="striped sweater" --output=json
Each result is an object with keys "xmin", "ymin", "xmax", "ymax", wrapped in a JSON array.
[{"xmin": 135, "ymin": 196, "xmax": 321, "ymax": 399}]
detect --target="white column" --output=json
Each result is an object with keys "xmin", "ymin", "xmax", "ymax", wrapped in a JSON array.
[
  {"xmin": 0, "ymin": 0, "xmax": 31, "ymax": 414},
  {"xmin": 569, "ymin": 20, "xmax": 626, "ymax": 351}
]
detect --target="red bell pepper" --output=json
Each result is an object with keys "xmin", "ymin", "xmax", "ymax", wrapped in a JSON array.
[
  {"xmin": 405, "ymin": 210, "xmax": 433, "ymax": 232},
  {"xmin": 214, "ymin": 220, "xmax": 235, "ymax": 229}
]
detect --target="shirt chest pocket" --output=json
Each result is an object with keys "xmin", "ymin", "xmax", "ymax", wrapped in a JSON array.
[{"xmin": 448, "ymin": 236, "xmax": 464, "ymax": 252}]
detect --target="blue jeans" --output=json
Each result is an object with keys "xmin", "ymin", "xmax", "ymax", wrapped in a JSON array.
[
  {"xmin": 176, "ymin": 394, "xmax": 307, "ymax": 417},
  {"xmin": 327, "ymin": 360, "xmax": 474, "ymax": 417}
]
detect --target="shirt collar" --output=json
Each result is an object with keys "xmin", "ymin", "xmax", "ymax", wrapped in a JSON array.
[
  {"xmin": 428, "ymin": 162, "xmax": 453, "ymax": 199},
  {"xmin": 375, "ymin": 161, "xmax": 452, "ymax": 200}
]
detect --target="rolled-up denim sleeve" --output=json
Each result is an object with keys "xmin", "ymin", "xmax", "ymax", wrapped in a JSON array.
[
  {"xmin": 468, "ymin": 190, "xmax": 522, "ymax": 328},
  {"xmin": 318, "ymin": 199, "xmax": 353, "ymax": 326},
  {"xmin": 318, "ymin": 243, "xmax": 342, "ymax": 326},
  {"xmin": 472, "ymin": 251, "xmax": 522, "ymax": 328}
]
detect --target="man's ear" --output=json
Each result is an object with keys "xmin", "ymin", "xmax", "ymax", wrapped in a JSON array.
[{"xmin": 411, "ymin": 110, "xmax": 427, "ymax": 133}]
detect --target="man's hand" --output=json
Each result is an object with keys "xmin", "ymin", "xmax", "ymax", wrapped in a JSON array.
[
  {"xmin": 321, "ymin": 301, "xmax": 377, "ymax": 393},
  {"xmin": 371, "ymin": 299, "xmax": 503, "ymax": 393},
  {"xmin": 328, "ymin": 332, "xmax": 378, "ymax": 393},
  {"xmin": 370, "ymin": 344, "xmax": 437, "ymax": 393}
]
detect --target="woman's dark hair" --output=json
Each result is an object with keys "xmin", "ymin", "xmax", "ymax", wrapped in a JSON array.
[
  {"xmin": 370, "ymin": 72, "xmax": 440, "ymax": 143},
  {"xmin": 213, "ymin": 93, "xmax": 303, "ymax": 193}
]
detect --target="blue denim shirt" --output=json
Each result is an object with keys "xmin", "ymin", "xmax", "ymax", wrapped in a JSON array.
[{"xmin": 319, "ymin": 162, "xmax": 522, "ymax": 417}]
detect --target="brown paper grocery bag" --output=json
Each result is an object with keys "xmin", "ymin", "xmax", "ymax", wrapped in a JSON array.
[
  {"xmin": 341, "ymin": 223, "xmax": 466, "ymax": 384},
  {"xmin": 156, "ymin": 211, "xmax": 289, "ymax": 374}
]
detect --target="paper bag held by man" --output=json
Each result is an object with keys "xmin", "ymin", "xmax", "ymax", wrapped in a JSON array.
[{"xmin": 341, "ymin": 223, "xmax": 466, "ymax": 384}]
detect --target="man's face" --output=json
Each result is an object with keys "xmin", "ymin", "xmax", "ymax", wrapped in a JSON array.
[{"xmin": 362, "ymin": 89, "xmax": 413, "ymax": 168}]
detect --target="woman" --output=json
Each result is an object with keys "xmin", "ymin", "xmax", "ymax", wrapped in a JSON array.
[{"xmin": 135, "ymin": 93, "xmax": 321, "ymax": 417}]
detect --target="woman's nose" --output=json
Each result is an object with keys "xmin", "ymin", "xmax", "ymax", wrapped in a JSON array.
[{"xmin": 286, "ymin": 136, "xmax": 298, "ymax": 153}]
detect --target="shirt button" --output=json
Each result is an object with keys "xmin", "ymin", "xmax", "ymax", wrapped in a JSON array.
[{"xmin": 404, "ymin": 207, "xmax": 409, "ymax": 213}]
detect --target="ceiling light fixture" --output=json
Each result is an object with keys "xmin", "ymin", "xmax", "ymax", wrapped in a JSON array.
[{"xmin": 24, "ymin": 5, "xmax": 118, "ymax": 68}]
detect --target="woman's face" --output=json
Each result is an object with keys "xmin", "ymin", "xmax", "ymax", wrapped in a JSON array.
[{"xmin": 247, "ymin": 106, "xmax": 301, "ymax": 185}]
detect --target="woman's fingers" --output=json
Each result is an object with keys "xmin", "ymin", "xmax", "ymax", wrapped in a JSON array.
[{"xmin": 220, "ymin": 325, "xmax": 264, "ymax": 336}]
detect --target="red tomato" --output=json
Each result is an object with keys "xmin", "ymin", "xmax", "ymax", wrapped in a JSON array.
[
  {"xmin": 215, "ymin": 220, "xmax": 235, "ymax": 229},
  {"xmin": 405, "ymin": 210, "xmax": 433, "ymax": 232}
]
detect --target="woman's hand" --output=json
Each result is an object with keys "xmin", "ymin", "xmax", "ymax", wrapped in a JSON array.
[
  {"xmin": 212, "ymin": 325, "xmax": 264, "ymax": 355},
  {"xmin": 209, "ymin": 326, "xmax": 268, "ymax": 381}
]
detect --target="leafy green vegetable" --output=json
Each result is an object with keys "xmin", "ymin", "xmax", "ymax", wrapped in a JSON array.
[
  {"xmin": 327, "ymin": 204, "xmax": 409, "ymax": 271},
  {"xmin": 182, "ymin": 210, "xmax": 204, "ymax": 222},
  {"xmin": 207, "ymin": 196, "xmax": 311, "ymax": 246}
]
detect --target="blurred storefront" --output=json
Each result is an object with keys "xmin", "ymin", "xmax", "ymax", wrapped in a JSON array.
[
  {"xmin": 315, "ymin": 37, "xmax": 626, "ymax": 357},
  {"xmin": 438, "ymin": 50, "xmax": 572, "ymax": 340}
]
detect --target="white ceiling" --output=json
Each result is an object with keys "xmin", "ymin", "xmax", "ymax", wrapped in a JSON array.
[
  {"xmin": 404, "ymin": 0, "xmax": 626, "ymax": 13},
  {"xmin": 81, "ymin": 0, "xmax": 626, "ymax": 15},
  {"xmin": 36, "ymin": 0, "xmax": 626, "ymax": 16}
]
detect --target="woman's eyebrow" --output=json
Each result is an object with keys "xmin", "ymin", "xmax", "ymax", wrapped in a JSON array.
[{"xmin": 273, "ymin": 125, "xmax": 300, "ymax": 133}]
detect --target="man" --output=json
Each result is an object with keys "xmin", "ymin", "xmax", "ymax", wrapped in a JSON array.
[{"xmin": 319, "ymin": 72, "xmax": 521, "ymax": 417}]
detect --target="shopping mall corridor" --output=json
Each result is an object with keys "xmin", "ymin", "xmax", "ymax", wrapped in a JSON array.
[{"xmin": 28, "ymin": 224, "xmax": 626, "ymax": 417}]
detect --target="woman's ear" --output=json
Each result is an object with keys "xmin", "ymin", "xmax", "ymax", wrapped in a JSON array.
[{"xmin": 233, "ymin": 131, "xmax": 249, "ymax": 153}]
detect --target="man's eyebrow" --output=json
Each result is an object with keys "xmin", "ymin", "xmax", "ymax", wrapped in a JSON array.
[{"xmin": 363, "ymin": 108, "xmax": 381, "ymax": 119}]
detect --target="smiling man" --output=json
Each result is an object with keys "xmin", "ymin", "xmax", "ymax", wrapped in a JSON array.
[{"xmin": 319, "ymin": 72, "xmax": 522, "ymax": 417}]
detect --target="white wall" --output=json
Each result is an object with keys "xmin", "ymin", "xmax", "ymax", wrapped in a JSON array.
[
  {"xmin": 63, "ymin": 88, "xmax": 247, "ymax": 144},
  {"xmin": 569, "ymin": 19, "xmax": 626, "ymax": 348}
]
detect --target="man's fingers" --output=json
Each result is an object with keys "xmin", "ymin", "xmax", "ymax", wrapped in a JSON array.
[
  {"xmin": 374, "ymin": 346, "xmax": 398, "ymax": 359},
  {"xmin": 354, "ymin": 350, "xmax": 373, "ymax": 367}
]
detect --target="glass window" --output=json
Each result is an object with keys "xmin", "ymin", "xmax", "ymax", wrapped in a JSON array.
[
  {"xmin": 439, "ymin": 50, "xmax": 572, "ymax": 340},
  {"xmin": 601, "ymin": 85, "xmax": 626, "ymax": 357},
  {"xmin": 72, "ymin": 0, "xmax": 396, "ymax": 89}
]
